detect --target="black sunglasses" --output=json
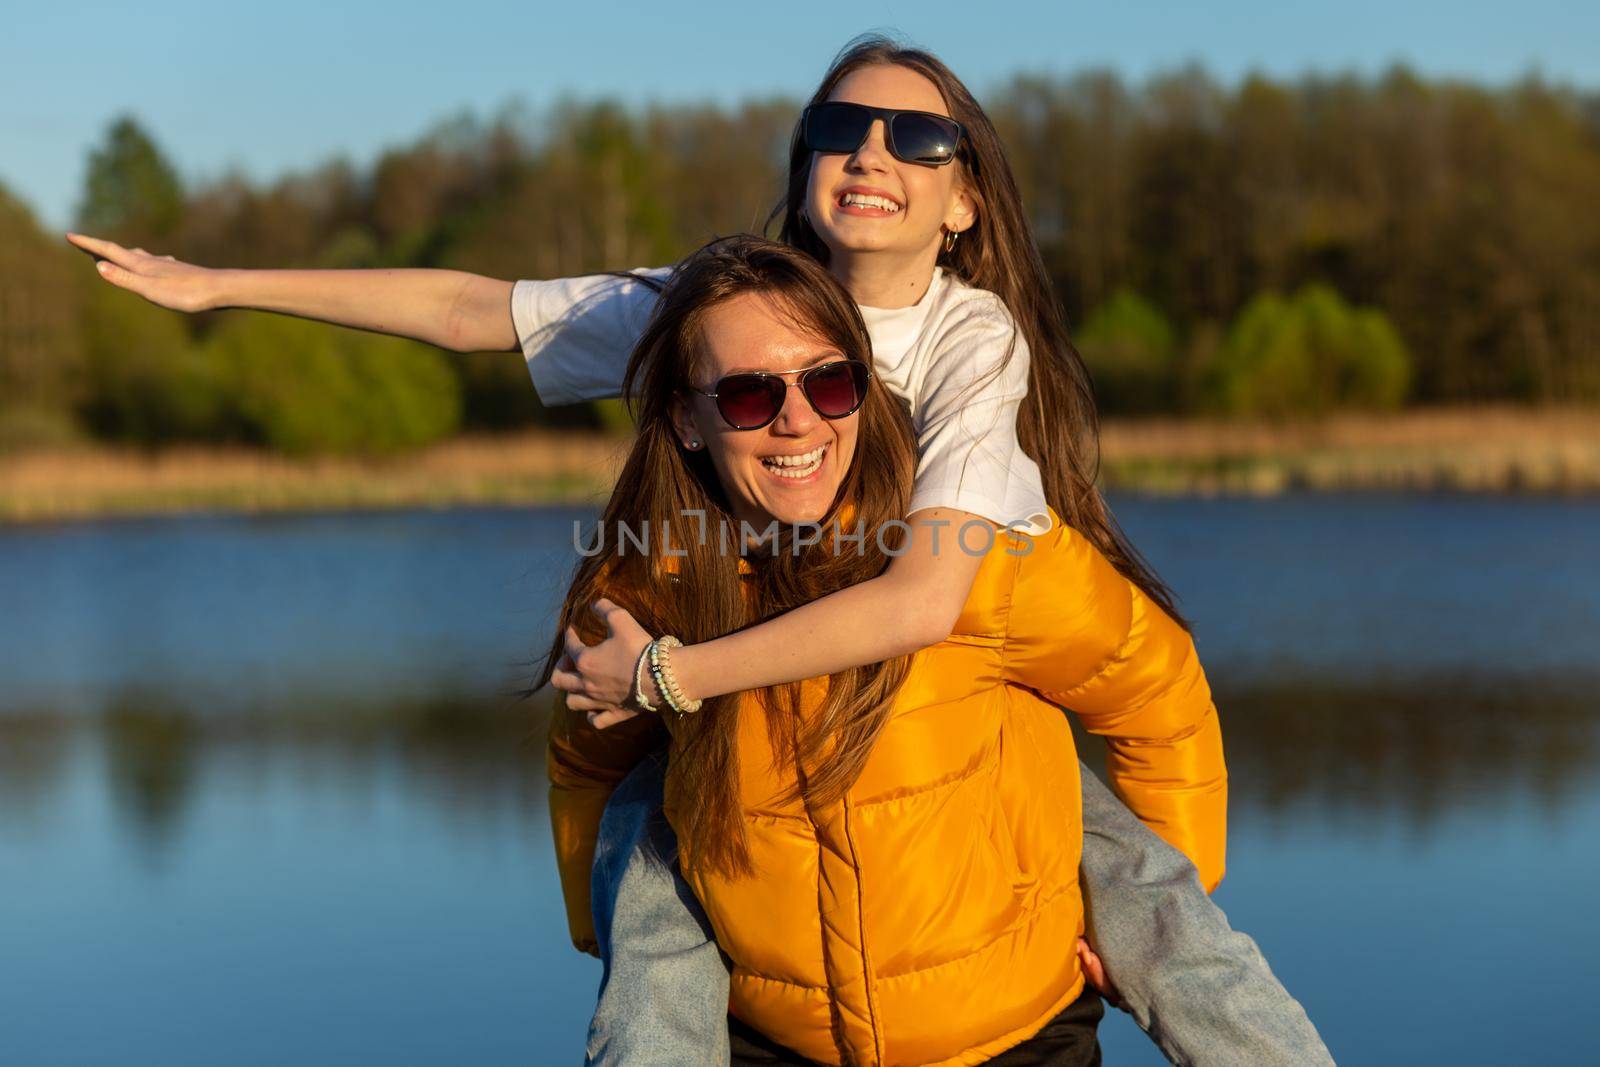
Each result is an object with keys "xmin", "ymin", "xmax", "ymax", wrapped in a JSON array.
[
  {"xmin": 802, "ymin": 102, "xmax": 965, "ymax": 167},
  {"xmin": 688, "ymin": 359, "xmax": 873, "ymax": 431}
]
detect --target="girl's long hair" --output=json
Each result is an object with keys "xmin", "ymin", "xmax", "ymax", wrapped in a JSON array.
[
  {"xmin": 539, "ymin": 235, "xmax": 918, "ymax": 877},
  {"xmin": 770, "ymin": 34, "xmax": 1186, "ymax": 625}
]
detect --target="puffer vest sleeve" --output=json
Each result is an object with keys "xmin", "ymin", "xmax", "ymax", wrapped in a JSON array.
[
  {"xmin": 999, "ymin": 520, "xmax": 1228, "ymax": 890},
  {"xmin": 547, "ymin": 700, "xmax": 669, "ymax": 953}
]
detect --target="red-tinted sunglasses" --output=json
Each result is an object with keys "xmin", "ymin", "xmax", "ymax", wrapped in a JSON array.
[{"xmin": 687, "ymin": 359, "xmax": 873, "ymax": 431}]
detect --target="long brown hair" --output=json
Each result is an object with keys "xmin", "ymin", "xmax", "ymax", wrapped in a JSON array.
[
  {"xmin": 770, "ymin": 34, "xmax": 1186, "ymax": 625},
  {"xmin": 540, "ymin": 235, "xmax": 918, "ymax": 877}
]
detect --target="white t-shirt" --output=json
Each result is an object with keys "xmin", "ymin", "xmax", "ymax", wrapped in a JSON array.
[{"xmin": 510, "ymin": 266, "xmax": 1052, "ymax": 535}]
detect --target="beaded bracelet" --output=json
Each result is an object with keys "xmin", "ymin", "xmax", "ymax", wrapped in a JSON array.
[
  {"xmin": 646, "ymin": 639, "xmax": 680, "ymax": 713},
  {"xmin": 649, "ymin": 639, "xmax": 694, "ymax": 713},
  {"xmin": 648, "ymin": 635, "xmax": 702, "ymax": 714},
  {"xmin": 632, "ymin": 643, "xmax": 661, "ymax": 713}
]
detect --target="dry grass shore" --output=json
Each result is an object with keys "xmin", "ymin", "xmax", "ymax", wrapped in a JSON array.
[
  {"xmin": 1098, "ymin": 407, "xmax": 1600, "ymax": 495},
  {"xmin": 0, "ymin": 433, "xmax": 629, "ymax": 524},
  {"xmin": 2, "ymin": 407, "xmax": 1597, "ymax": 524}
]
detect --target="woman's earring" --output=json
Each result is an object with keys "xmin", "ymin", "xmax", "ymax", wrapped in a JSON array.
[
  {"xmin": 943, "ymin": 229, "xmax": 959, "ymax": 254},
  {"xmin": 686, "ymin": 438, "xmax": 701, "ymax": 450}
]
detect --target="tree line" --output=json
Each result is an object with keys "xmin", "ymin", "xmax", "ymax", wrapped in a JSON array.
[{"xmin": 1, "ymin": 65, "xmax": 1596, "ymax": 454}]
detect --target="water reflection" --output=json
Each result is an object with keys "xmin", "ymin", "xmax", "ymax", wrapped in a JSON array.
[
  {"xmin": 5, "ymin": 673, "xmax": 1594, "ymax": 864},
  {"xmin": 0, "ymin": 715, "xmax": 72, "ymax": 824},
  {"xmin": 1216, "ymin": 674, "xmax": 1600, "ymax": 828},
  {"xmin": 102, "ymin": 706, "xmax": 199, "ymax": 859},
  {"xmin": 0, "ymin": 695, "xmax": 550, "ymax": 865}
]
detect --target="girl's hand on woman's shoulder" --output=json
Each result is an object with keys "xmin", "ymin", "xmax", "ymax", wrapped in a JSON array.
[{"xmin": 550, "ymin": 598, "xmax": 657, "ymax": 729}]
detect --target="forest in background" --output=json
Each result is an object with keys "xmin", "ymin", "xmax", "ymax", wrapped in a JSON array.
[{"xmin": 2, "ymin": 64, "xmax": 1597, "ymax": 456}]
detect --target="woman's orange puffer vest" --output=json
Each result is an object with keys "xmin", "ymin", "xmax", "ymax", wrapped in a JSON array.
[{"xmin": 548, "ymin": 511, "xmax": 1227, "ymax": 1066}]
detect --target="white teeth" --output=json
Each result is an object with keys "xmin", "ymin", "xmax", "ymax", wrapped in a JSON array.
[
  {"xmin": 840, "ymin": 193, "xmax": 900, "ymax": 213},
  {"xmin": 761, "ymin": 444, "xmax": 826, "ymax": 479}
]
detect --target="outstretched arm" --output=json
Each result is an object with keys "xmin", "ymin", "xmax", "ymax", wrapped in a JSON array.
[{"xmin": 66, "ymin": 233, "xmax": 517, "ymax": 353}]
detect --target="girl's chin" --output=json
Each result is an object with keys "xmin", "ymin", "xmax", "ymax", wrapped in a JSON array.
[
  {"xmin": 815, "ymin": 216, "xmax": 895, "ymax": 243},
  {"xmin": 818, "ymin": 227, "xmax": 933, "ymax": 260}
]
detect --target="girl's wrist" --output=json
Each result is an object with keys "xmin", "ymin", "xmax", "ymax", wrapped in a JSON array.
[
  {"xmin": 633, "ymin": 642, "xmax": 665, "ymax": 711},
  {"xmin": 647, "ymin": 636, "xmax": 702, "ymax": 714},
  {"xmin": 204, "ymin": 268, "xmax": 240, "ymax": 311},
  {"xmin": 669, "ymin": 642, "xmax": 714, "ymax": 705}
]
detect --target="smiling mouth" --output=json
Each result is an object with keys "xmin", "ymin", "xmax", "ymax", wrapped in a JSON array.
[
  {"xmin": 837, "ymin": 191, "xmax": 902, "ymax": 214},
  {"xmin": 760, "ymin": 443, "xmax": 827, "ymax": 480}
]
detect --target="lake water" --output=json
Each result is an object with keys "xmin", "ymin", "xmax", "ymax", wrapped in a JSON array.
[{"xmin": 2, "ymin": 496, "xmax": 1597, "ymax": 1065}]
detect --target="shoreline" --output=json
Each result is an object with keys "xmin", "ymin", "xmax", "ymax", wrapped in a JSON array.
[
  {"xmin": 0, "ymin": 433, "xmax": 629, "ymax": 525},
  {"xmin": 1098, "ymin": 407, "xmax": 1600, "ymax": 496},
  {"xmin": 3, "ymin": 407, "xmax": 1598, "ymax": 525}
]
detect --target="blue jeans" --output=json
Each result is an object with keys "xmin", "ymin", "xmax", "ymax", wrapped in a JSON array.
[{"xmin": 585, "ymin": 752, "xmax": 1333, "ymax": 1066}]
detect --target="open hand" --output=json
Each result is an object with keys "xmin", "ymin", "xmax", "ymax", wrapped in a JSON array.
[
  {"xmin": 549, "ymin": 598, "xmax": 656, "ymax": 728},
  {"xmin": 66, "ymin": 232, "xmax": 221, "ymax": 313}
]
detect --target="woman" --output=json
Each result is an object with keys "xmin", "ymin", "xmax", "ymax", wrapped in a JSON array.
[{"xmin": 544, "ymin": 234, "xmax": 1226, "ymax": 1065}]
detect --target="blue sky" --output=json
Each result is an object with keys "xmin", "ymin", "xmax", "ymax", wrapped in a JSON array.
[{"xmin": 4, "ymin": 0, "xmax": 1595, "ymax": 230}]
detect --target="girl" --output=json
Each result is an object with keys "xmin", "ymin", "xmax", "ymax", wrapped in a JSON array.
[{"xmin": 536, "ymin": 40, "xmax": 1181, "ymax": 725}]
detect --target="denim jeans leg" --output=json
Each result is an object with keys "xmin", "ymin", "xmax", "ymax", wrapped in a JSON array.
[
  {"xmin": 586, "ymin": 749, "xmax": 731, "ymax": 1067},
  {"xmin": 1077, "ymin": 762, "xmax": 1336, "ymax": 1066}
]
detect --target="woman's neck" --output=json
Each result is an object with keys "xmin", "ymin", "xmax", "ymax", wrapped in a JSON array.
[{"xmin": 829, "ymin": 245, "xmax": 940, "ymax": 309}]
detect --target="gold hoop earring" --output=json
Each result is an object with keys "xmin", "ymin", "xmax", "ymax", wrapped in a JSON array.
[{"xmin": 943, "ymin": 229, "xmax": 958, "ymax": 254}]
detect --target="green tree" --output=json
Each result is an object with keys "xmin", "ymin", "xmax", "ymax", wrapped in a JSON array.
[
  {"xmin": 1203, "ymin": 292, "xmax": 1315, "ymax": 417},
  {"xmin": 0, "ymin": 182, "xmax": 86, "ymax": 448},
  {"xmin": 1075, "ymin": 288, "xmax": 1178, "ymax": 414},
  {"xmin": 207, "ymin": 316, "xmax": 462, "ymax": 455},
  {"xmin": 1203, "ymin": 284, "xmax": 1411, "ymax": 417},
  {"xmin": 76, "ymin": 116, "xmax": 185, "ymax": 244},
  {"xmin": 1341, "ymin": 308, "xmax": 1411, "ymax": 409},
  {"xmin": 79, "ymin": 283, "xmax": 225, "ymax": 445}
]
